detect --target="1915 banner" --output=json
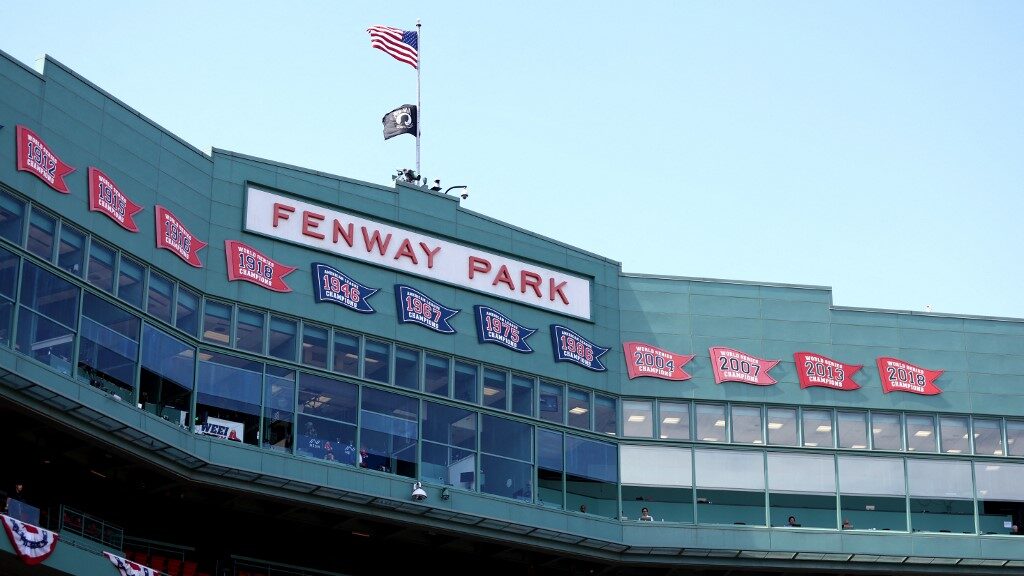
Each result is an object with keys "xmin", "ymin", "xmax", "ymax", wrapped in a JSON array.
[{"xmin": 88, "ymin": 168, "xmax": 143, "ymax": 232}]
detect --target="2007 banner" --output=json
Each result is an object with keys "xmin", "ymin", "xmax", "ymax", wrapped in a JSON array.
[{"xmin": 709, "ymin": 346, "xmax": 779, "ymax": 386}]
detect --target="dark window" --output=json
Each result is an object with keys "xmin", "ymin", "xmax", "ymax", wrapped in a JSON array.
[
  {"xmin": 78, "ymin": 292, "xmax": 140, "ymax": 397},
  {"xmin": 87, "ymin": 240, "xmax": 116, "ymax": 293},
  {"xmin": 0, "ymin": 190, "xmax": 26, "ymax": 244},
  {"xmin": 202, "ymin": 300, "xmax": 232, "ymax": 346},
  {"xmin": 196, "ymin": 351, "xmax": 263, "ymax": 446},
  {"xmin": 175, "ymin": 286, "xmax": 199, "ymax": 336},
  {"xmin": 146, "ymin": 271, "xmax": 174, "ymax": 324},
  {"xmin": 140, "ymin": 324, "xmax": 194, "ymax": 427},
  {"xmin": 424, "ymin": 353, "xmax": 449, "ymax": 396},
  {"xmin": 594, "ymin": 393, "xmax": 617, "ymax": 436},
  {"xmin": 483, "ymin": 368, "xmax": 507, "ymax": 410},
  {"xmin": 511, "ymin": 374, "xmax": 534, "ymax": 417},
  {"xmin": 568, "ymin": 387, "xmax": 591, "ymax": 430},
  {"xmin": 16, "ymin": 261, "xmax": 79, "ymax": 372},
  {"xmin": 263, "ymin": 366, "xmax": 295, "ymax": 453},
  {"xmin": 27, "ymin": 208, "xmax": 56, "ymax": 260},
  {"xmin": 117, "ymin": 255, "xmax": 145, "ymax": 308},
  {"xmin": 360, "ymin": 388, "xmax": 418, "ymax": 477},
  {"xmin": 363, "ymin": 339, "xmax": 390, "ymax": 383},
  {"xmin": 480, "ymin": 415, "xmax": 533, "ymax": 501},
  {"xmin": 565, "ymin": 435, "xmax": 617, "ymax": 516},
  {"xmin": 539, "ymin": 381, "xmax": 563, "ymax": 424},
  {"xmin": 453, "ymin": 361, "xmax": 478, "ymax": 403},
  {"xmin": 332, "ymin": 330, "xmax": 359, "ymax": 376},
  {"xmin": 235, "ymin": 307, "xmax": 265, "ymax": 354},
  {"xmin": 268, "ymin": 315, "xmax": 297, "ymax": 361},
  {"xmin": 0, "ymin": 246, "xmax": 19, "ymax": 346},
  {"xmin": 296, "ymin": 371, "xmax": 357, "ymax": 464},
  {"xmin": 421, "ymin": 401, "xmax": 476, "ymax": 488},
  {"xmin": 537, "ymin": 429, "xmax": 563, "ymax": 508},
  {"xmin": 395, "ymin": 346, "xmax": 420, "ymax": 390},
  {"xmin": 57, "ymin": 224, "xmax": 85, "ymax": 276},
  {"xmin": 301, "ymin": 323, "xmax": 328, "ymax": 369}
]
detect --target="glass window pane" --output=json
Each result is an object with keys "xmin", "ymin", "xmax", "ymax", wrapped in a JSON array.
[
  {"xmin": 87, "ymin": 240, "xmax": 116, "ymax": 293},
  {"xmin": 539, "ymin": 381, "xmax": 563, "ymax": 424},
  {"xmin": 510, "ymin": 374, "xmax": 534, "ymax": 417},
  {"xmin": 483, "ymin": 368, "xmax": 507, "ymax": 410},
  {"xmin": 175, "ymin": 287, "xmax": 199, "ymax": 337},
  {"xmin": 202, "ymin": 300, "xmax": 232, "ymax": 346},
  {"xmin": 394, "ymin": 346, "xmax": 420, "ymax": 390},
  {"xmin": 140, "ymin": 324, "xmax": 194, "ymax": 426},
  {"xmin": 301, "ymin": 323, "xmax": 328, "ymax": 369},
  {"xmin": 78, "ymin": 292, "xmax": 140, "ymax": 397},
  {"xmin": 838, "ymin": 456, "xmax": 906, "ymax": 531},
  {"xmin": 363, "ymin": 338, "xmax": 390, "ymax": 383},
  {"xmin": 768, "ymin": 453, "xmax": 836, "ymax": 529},
  {"xmin": 940, "ymin": 416, "xmax": 970, "ymax": 455},
  {"xmin": 0, "ymin": 189, "xmax": 26, "ymax": 244},
  {"xmin": 838, "ymin": 411, "xmax": 869, "ymax": 449},
  {"xmin": 537, "ymin": 429, "xmax": 563, "ymax": 509},
  {"xmin": 422, "ymin": 401, "xmax": 476, "ymax": 487},
  {"xmin": 27, "ymin": 208, "xmax": 56, "ymax": 260},
  {"xmin": 20, "ymin": 261, "xmax": 79, "ymax": 328},
  {"xmin": 481, "ymin": 414, "xmax": 531, "ymax": 461},
  {"xmin": 567, "ymin": 388, "xmax": 590, "ymax": 430},
  {"xmin": 57, "ymin": 224, "xmax": 85, "ymax": 276},
  {"xmin": 0, "ymin": 245, "xmax": 17, "ymax": 299},
  {"xmin": 872, "ymin": 412, "xmax": 902, "ymax": 451},
  {"xmin": 975, "ymin": 462, "xmax": 1024, "ymax": 535},
  {"xmin": 197, "ymin": 351, "xmax": 263, "ymax": 446},
  {"xmin": 453, "ymin": 361, "xmax": 478, "ymax": 403},
  {"xmin": 17, "ymin": 260, "xmax": 79, "ymax": 371},
  {"xmin": 906, "ymin": 414, "xmax": 936, "ymax": 453},
  {"xmin": 621, "ymin": 445, "xmax": 693, "ymax": 523},
  {"xmin": 424, "ymin": 353, "xmax": 449, "ymax": 395},
  {"xmin": 623, "ymin": 400, "xmax": 654, "ymax": 438},
  {"xmin": 263, "ymin": 366, "xmax": 295, "ymax": 452},
  {"xmin": 117, "ymin": 255, "xmax": 145, "ymax": 308},
  {"xmin": 909, "ymin": 460, "xmax": 974, "ymax": 532},
  {"xmin": 657, "ymin": 401, "xmax": 689, "ymax": 440},
  {"xmin": 696, "ymin": 449, "xmax": 765, "ymax": 526},
  {"xmin": 1008, "ymin": 420, "xmax": 1024, "ymax": 457},
  {"xmin": 360, "ymin": 388, "xmax": 418, "ymax": 477},
  {"xmin": 146, "ymin": 271, "xmax": 174, "ymax": 324},
  {"xmin": 732, "ymin": 405, "xmax": 763, "ymax": 444},
  {"xmin": 332, "ymin": 330, "xmax": 359, "ymax": 376},
  {"xmin": 594, "ymin": 393, "xmax": 617, "ymax": 436},
  {"xmin": 298, "ymin": 372, "xmax": 358, "ymax": 423},
  {"xmin": 695, "ymin": 403, "xmax": 726, "ymax": 443},
  {"xmin": 767, "ymin": 407, "xmax": 797, "ymax": 446},
  {"xmin": 268, "ymin": 316, "xmax": 297, "ymax": 361},
  {"xmin": 566, "ymin": 435, "xmax": 617, "ymax": 517},
  {"xmin": 974, "ymin": 418, "xmax": 1004, "ymax": 456},
  {"xmin": 235, "ymin": 307, "xmax": 265, "ymax": 354},
  {"xmin": 802, "ymin": 409, "xmax": 833, "ymax": 447}
]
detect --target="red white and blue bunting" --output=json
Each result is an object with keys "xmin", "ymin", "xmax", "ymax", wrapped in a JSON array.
[
  {"xmin": 1, "ymin": 513, "xmax": 59, "ymax": 565},
  {"xmin": 104, "ymin": 551, "xmax": 157, "ymax": 576}
]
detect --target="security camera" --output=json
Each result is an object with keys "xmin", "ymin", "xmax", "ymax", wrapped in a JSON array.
[{"xmin": 411, "ymin": 481, "xmax": 427, "ymax": 501}]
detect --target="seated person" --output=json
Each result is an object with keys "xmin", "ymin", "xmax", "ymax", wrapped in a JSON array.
[
  {"xmin": 842, "ymin": 518, "xmax": 853, "ymax": 530},
  {"xmin": 787, "ymin": 515, "xmax": 801, "ymax": 527},
  {"xmin": 639, "ymin": 507, "xmax": 653, "ymax": 521}
]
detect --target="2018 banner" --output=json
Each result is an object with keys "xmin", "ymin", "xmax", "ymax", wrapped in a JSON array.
[
  {"xmin": 794, "ymin": 351, "xmax": 861, "ymax": 390},
  {"xmin": 623, "ymin": 342, "xmax": 694, "ymax": 380},
  {"xmin": 311, "ymin": 263, "xmax": 378, "ymax": 313},
  {"xmin": 396, "ymin": 284, "xmax": 459, "ymax": 334},
  {"xmin": 709, "ymin": 346, "xmax": 779, "ymax": 386},
  {"xmin": 876, "ymin": 357, "xmax": 943, "ymax": 395},
  {"xmin": 16, "ymin": 125, "xmax": 75, "ymax": 193},
  {"xmin": 88, "ymin": 168, "xmax": 143, "ymax": 232},
  {"xmin": 474, "ymin": 305, "xmax": 536, "ymax": 353},
  {"xmin": 154, "ymin": 206, "xmax": 206, "ymax": 267},
  {"xmin": 225, "ymin": 240, "xmax": 296, "ymax": 292},
  {"xmin": 551, "ymin": 325, "xmax": 609, "ymax": 372}
]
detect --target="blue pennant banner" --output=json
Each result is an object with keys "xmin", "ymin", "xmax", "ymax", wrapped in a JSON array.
[
  {"xmin": 474, "ymin": 305, "xmax": 537, "ymax": 353},
  {"xmin": 311, "ymin": 263, "xmax": 378, "ymax": 313},
  {"xmin": 396, "ymin": 284, "xmax": 460, "ymax": 334},
  {"xmin": 550, "ymin": 325, "xmax": 610, "ymax": 372}
]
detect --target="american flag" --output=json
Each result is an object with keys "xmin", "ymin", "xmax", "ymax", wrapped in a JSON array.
[{"xmin": 367, "ymin": 25, "xmax": 418, "ymax": 69}]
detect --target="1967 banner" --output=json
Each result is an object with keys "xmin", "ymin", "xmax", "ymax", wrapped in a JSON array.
[
  {"xmin": 396, "ymin": 284, "xmax": 460, "ymax": 334},
  {"xmin": 709, "ymin": 346, "xmax": 779, "ymax": 386},
  {"xmin": 225, "ymin": 240, "xmax": 296, "ymax": 292},
  {"xmin": 794, "ymin": 351, "xmax": 861, "ymax": 391},
  {"xmin": 551, "ymin": 325, "xmax": 609, "ymax": 372},
  {"xmin": 876, "ymin": 357, "xmax": 943, "ymax": 395},
  {"xmin": 622, "ymin": 342, "xmax": 694, "ymax": 381}
]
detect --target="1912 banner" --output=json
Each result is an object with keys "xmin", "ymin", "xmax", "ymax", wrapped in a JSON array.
[
  {"xmin": 876, "ymin": 357, "xmax": 943, "ymax": 395},
  {"xmin": 16, "ymin": 125, "xmax": 75, "ymax": 193},
  {"xmin": 623, "ymin": 342, "xmax": 694, "ymax": 381},
  {"xmin": 551, "ymin": 325, "xmax": 609, "ymax": 372},
  {"xmin": 225, "ymin": 240, "xmax": 296, "ymax": 292},
  {"xmin": 88, "ymin": 168, "xmax": 143, "ymax": 232},
  {"xmin": 709, "ymin": 346, "xmax": 779, "ymax": 386},
  {"xmin": 794, "ymin": 351, "xmax": 861, "ymax": 390}
]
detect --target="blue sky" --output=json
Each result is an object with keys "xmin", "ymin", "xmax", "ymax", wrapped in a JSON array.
[{"xmin": 4, "ymin": 2, "xmax": 1023, "ymax": 318}]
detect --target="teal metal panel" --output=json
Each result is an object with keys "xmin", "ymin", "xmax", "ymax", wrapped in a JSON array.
[
  {"xmin": 965, "ymin": 332, "xmax": 1024, "ymax": 355},
  {"xmin": 964, "ymin": 318, "xmax": 1024, "ymax": 335},
  {"xmin": 831, "ymin": 309, "xmax": 898, "ymax": 328},
  {"xmin": 967, "ymin": 352, "xmax": 1024, "ymax": 375},
  {"xmin": 620, "ymin": 310, "xmax": 689, "ymax": 336},
  {"xmin": 692, "ymin": 315, "xmax": 763, "ymax": 339},
  {"xmin": 831, "ymin": 323, "xmax": 899, "ymax": 347},
  {"xmin": 899, "ymin": 328, "xmax": 965, "ymax": 351},
  {"xmin": 691, "ymin": 294, "xmax": 761, "ymax": 318},
  {"xmin": 762, "ymin": 298, "xmax": 832, "ymax": 323},
  {"xmin": 763, "ymin": 319, "xmax": 830, "ymax": 343},
  {"xmin": 45, "ymin": 78, "xmax": 104, "ymax": 132},
  {"xmin": 688, "ymin": 281, "xmax": 761, "ymax": 298},
  {"xmin": 620, "ymin": 275, "xmax": 692, "ymax": 295},
  {"xmin": 760, "ymin": 285, "xmax": 833, "ymax": 303}
]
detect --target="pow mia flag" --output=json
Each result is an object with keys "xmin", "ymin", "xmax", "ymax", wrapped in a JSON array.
[{"xmin": 383, "ymin": 104, "xmax": 417, "ymax": 140}]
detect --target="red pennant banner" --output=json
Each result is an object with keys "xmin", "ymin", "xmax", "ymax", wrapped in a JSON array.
[
  {"xmin": 155, "ymin": 205, "xmax": 206, "ymax": 267},
  {"xmin": 876, "ymin": 357, "xmax": 943, "ymax": 395},
  {"xmin": 709, "ymin": 346, "xmax": 779, "ymax": 386},
  {"xmin": 1, "ymin": 513, "xmax": 59, "ymax": 565},
  {"xmin": 16, "ymin": 125, "xmax": 75, "ymax": 193},
  {"xmin": 225, "ymin": 240, "xmax": 296, "ymax": 292},
  {"xmin": 88, "ymin": 168, "xmax": 143, "ymax": 232},
  {"xmin": 104, "ymin": 551, "xmax": 157, "ymax": 576},
  {"xmin": 794, "ymin": 351, "xmax": 862, "ymax": 391},
  {"xmin": 623, "ymin": 342, "xmax": 694, "ymax": 381}
]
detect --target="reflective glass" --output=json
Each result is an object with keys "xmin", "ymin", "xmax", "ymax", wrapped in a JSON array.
[
  {"xmin": 537, "ymin": 429, "xmax": 563, "ymax": 508},
  {"xmin": 567, "ymin": 387, "xmax": 590, "ymax": 430},
  {"xmin": 940, "ymin": 415, "xmax": 970, "ymax": 454},
  {"xmin": 871, "ymin": 412, "xmax": 902, "ymax": 451},
  {"xmin": 197, "ymin": 351, "xmax": 263, "ymax": 445},
  {"xmin": 78, "ymin": 292, "xmax": 140, "ymax": 397},
  {"xmin": 117, "ymin": 255, "xmax": 145, "ymax": 308},
  {"xmin": 202, "ymin": 300, "xmax": 232, "ymax": 346},
  {"xmin": 140, "ymin": 324, "xmax": 193, "ymax": 426},
  {"xmin": 908, "ymin": 460, "xmax": 974, "ymax": 533},
  {"xmin": 16, "ymin": 262, "xmax": 79, "ymax": 371},
  {"xmin": 594, "ymin": 393, "xmax": 617, "ymax": 436},
  {"xmin": 235, "ymin": 307, "xmax": 265, "ymax": 354},
  {"xmin": 767, "ymin": 407, "xmax": 797, "ymax": 446},
  {"xmin": 175, "ymin": 287, "xmax": 199, "ymax": 336},
  {"xmin": 566, "ymin": 435, "xmax": 617, "ymax": 517},
  {"xmin": 483, "ymin": 368, "xmax": 507, "ymax": 410},
  {"xmin": 424, "ymin": 353, "xmax": 449, "ymax": 396},
  {"xmin": 975, "ymin": 461, "xmax": 1024, "ymax": 534},
  {"xmin": 146, "ymin": 271, "xmax": 174, "ymax": 324},
  {"xmin": 621, "ymin": 445, "xmax": 693, "ymax": 522},
  {"xmin": 453, "ymin": 360, "xmax": 478, "ymax": 403},
  {"xmin": 802, "ymin": 409, "xmax": 833, "ymax": 447},
  {"xmin": 732, "ymin": 405, "xmax": 763, "ymax": 444},
  {"xmin": 297, "ymin": 372, "xmax": 357, "ymax": 463},
  {"xmin": 838, "ymin": 456, "xmax": 906, "ymax": 531},
  {"xmin": 905, "ymin": 414, "xmax": 936, "ymax": 453},
  {"xmin": 658, "ymin": 401, "xmax": 689, "ymax": 440},
  {"xmin": 837, "ymin": 411, "xmax": 868, "ymax": 449},
  {"xmin": 539, "ymin": 381, "xmax": 563, "ymax": 424},
  {"xmin": 263, "ymin": 366, "xmax": 295, "ymax": 453},
  {"xmin": 268, "ymin": 315, "xmax": 297, "ymax": 361},
  {"xmin": 1008, "ymin": 420, "xmax": 1024, "ymax": 457},
  {"xmin": 56, "ymin": 224, "xmax": 85, "ymax": 276},
  {"xmin": 511, "ymin": 374, "xmax": 534, "ymax": 417},
  {"xmin": 359, "ymin": 388, "xmax": 418, "ymax": 477},
  {"xmin": 768, "ymin": 453, "xmax": 836, "ymax": 528},
  {"xmin": 27, "ymin": 208, "xmax": 55, "ymax": 260},
  {"xmin": 332, "ymin": 330, "xmax": 359, "ymax": 376},
  {"xmin": 695, "ymin": 403, "xmax": 726, "ymax": 443},
  {"xmin": 480, "ymin": 415, "xmax": 532, "ymax": 501},
  {"xmin": 0, "ymin": 248, "xmax": 14, "ymax": 346},
  {"xmin": 0, "ymin": 189, "xmax": 25, "ymax": 243},
  {"xmin": 363, "ymin": 338, "xmax": 390, "ymax": 383},
  {"xmin": 394, "ymin": 346, "xmax": 420, "ymax": 390},
  {"xmin": 87, "ymin": 240, "xmax": 115, "ymax": 293},
  {"xmin": 422, "ymin": 402, "xmax": 477, "ymax": 487},
  {"xmin": 301, "ymin": 323, "xmax": 328, "ymax": 369},
  {"xmin": 696, "ymin": 449, "xmax": 766, "ymax": 526},
  {"xmin": 973, "ymin": 418, "xmax": 1004, "ymax": 456},
  {"xmin": 623, "ymin": 399, "xmax": 654, "ymax": 438}
]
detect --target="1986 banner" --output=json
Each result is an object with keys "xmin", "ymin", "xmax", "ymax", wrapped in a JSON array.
[{"xmin": 551, "ymin": 325, "xmax": 609, "ymax": 372}]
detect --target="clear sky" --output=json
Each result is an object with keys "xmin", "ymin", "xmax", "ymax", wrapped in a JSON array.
[{"xmin": 4, "ymin": 2, "xmax": 1023, "ymax": 318}]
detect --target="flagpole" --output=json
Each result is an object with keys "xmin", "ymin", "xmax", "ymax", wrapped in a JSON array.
[{"xmin": 415, "ymin": 19, "xmax": 422, "ymax": 179}]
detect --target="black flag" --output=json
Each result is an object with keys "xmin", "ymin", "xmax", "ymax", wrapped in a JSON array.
[{"xmin": 383, "ymin": 105, "xmax": 417, "ymax": 140}]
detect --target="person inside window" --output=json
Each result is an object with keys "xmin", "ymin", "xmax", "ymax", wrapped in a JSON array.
[
  {"xmin": 640, "ymin": 507, "xmax": 653, "ymax": 521},
  {"xmin": 787, "ymin": 515, "xmax": 801, "ymax": 527},
  {"xmin": 842, "ymin": 518, "xmax": 853, "ymax": 530},
  {"xmin": 578, "ymin": 504, "xmax": 587, "ymax": 514}
]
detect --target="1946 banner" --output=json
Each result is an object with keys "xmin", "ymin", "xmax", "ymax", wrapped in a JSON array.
[
  {"xmin": 16, "ymin": 125, "xmax": 75, "ymax": 193},
  {"xmin": 311, "ymin": 262, "xmax": 378, "ymax": 313},
  {"xmin": 551, "ymin": 325, "xmax": 609, "ymax": 372},
  {"xmin": 396, "ymin": 284, "xmax": 460, "ymax": 334},
  {"xmin": 876, "ymin": 357, "xmax": 943, "ymax": 395},
  {"xmin": 155, "ymin": 206, "xmax": 206, "ymax": 267},
  {"xmin": 794, "ymin": 351, "xmax": 861, "ymax": 390},
  {"xmin": 88, "ymin": 168, "xmax": 143, "ymax": 232},
  {"xmin": 709, "ymin": 346, "xmax": 779, "ymax": 386},
  {"xmin": 623, "ymin": 342, "xmax": 694, "ymax": 380},
  {"xmin": 225, "ymin": 240, "xmax": 296, "ymax": 292},
  {"xmin": 474, "ymin": 305, "xmax": 536, "ymax": 353}
]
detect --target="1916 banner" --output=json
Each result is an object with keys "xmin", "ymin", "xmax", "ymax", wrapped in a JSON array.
[
  {"xmin": 623, "ymin": 342, "xmax": 694, "ymax": 380},
  {"xmin": 88, "ymin": 168, "xmax": 143, "ymax": 232},
  {"xmin": 16, "ymin": 125, "xmax": 75, "ymax": 193},
  {"xmin": 396, "ymin": 284, "xmax": 460, "ymax": 334},
  {"xmin": 474, "ymin": 305, "xmax": 536, "ymax": 353},
  {"xmin": 709, "ymin": 346, "xmax": 779, "ymax": 386},
  {"xmin": 551, "ymin": 325, "xmax": 609, "ymax": 372},
  {"xmin": 876, "ymin": 357, "xmax": 943, "ymax": 395},
  {"xmin": 155, "ymin": 206, "xmax": 206, "ymax": 267},
  {"xmin": 311, "ymin": 263, "xmax": 378, "ymax": 313},
  {"xmin": 225, "ymin": 240, "xmax": 296, "ymax": 292},
  {"xmin": 794, "ymin": 351, "xmax": 861, "ymax": 390}
]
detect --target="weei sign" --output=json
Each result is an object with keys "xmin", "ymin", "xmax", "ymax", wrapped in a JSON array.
[{"xmin": 245, "ymin": 186, "xmax": 592, "ymax": 319}]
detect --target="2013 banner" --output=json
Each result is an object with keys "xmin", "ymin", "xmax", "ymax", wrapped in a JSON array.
[
  {"xmin": 551, "ymin": 325, "xmax": 609, "ymax": 372},
  {"xmin": 396, "ymin": 284, "xmax": 460, "ymax": 334},
  {"xmin": 709, "ymin": 346, "xmax": 779, "ymax": 386},
  {"xmin": 794, "ymin": 351, "xmax": 861, "ymax": 390},
  {"xmin": 623, "ymin": 342, "xmax": 694, "ymax": 380},
  {"xmin": 154, "ymin": 206, "xmax": 206, "ymax": 267},
  {"xmin": 876, "ymin": 357, "xmax": 943, "ymax": 395},
  {"xmin": 88, "ymin": 168, "xmax": 143, "ymax": 232},
  {"xmin": 474, "ymin": 305, "xmax": 536, "ymax": 353},
  {"xmin": 311, "ymin": 263, "xmax": 378, "ymax": 313},
  {"xmin": 16, "ymin": 125, "xmax": 75, "ymax": 193},
  {"xmin": 225, "ymin": 240, "xmax": 296, "ymax": 292}
]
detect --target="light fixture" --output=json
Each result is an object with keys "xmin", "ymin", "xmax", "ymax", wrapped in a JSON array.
[
  {"xmin": 411, "ymin": 481, "xmax": 427, "ymax": 501},
  {"xmin": 569, "ymin": 407, "xmax": 589, "ymax": 415},
  {"xmin": 914, "ymin": 430, "xmax": 932, "ymax": 437},
  {"xmin": 440, "ymin": 487, "xmax": 451, "ymax": 501},
  {"xmin": 627, "ymin": 415, "xmax": 646, "ymax": 423},
  {"xmin": 767, "ymin": 422, "xmax": 784, "ymax": 430},
  {"xmin": 714, "ymin": 419, "xmax": 726, "ymax": 428},
  {"xmin": 851, "ymin": 444, "xmax": 867, "ymax": 449},
  {"xmin": 804, "ymin": 442, "xmax": 818, "ymax": 447},
  {"xmin": 444, "ymin": 185, "xmax": 469, "ymax": 199},
  {"xmin": 662, "ymin": 417, "xmax": 681, "ymax": 425},
  {"xmin": 816, "ymin": 425, "xmax": 832, "ymax": 433},
  {"xmin": 483, "ymin": 387, "xmax": 500, "ymax": 396},
  {"xmin": 946, "ymin": 449, "xmax": 962, "ymax": 454}
]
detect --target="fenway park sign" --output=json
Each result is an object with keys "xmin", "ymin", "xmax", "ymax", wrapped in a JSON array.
[{"xmin": 245, "ymin": 186, "xmax": 592, "ymax": 319}]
